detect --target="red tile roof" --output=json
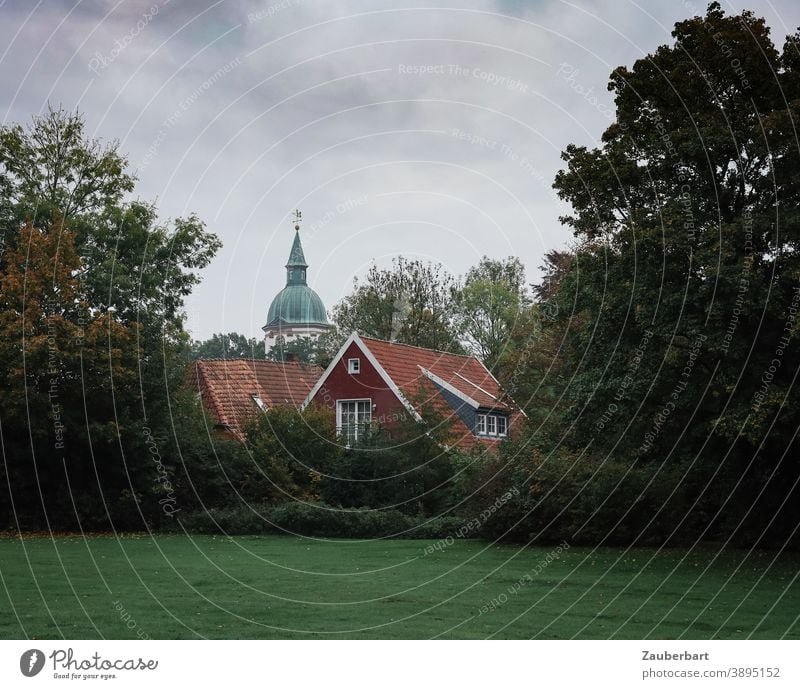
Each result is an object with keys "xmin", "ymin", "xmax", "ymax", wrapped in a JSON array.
[
  {"xmin": 360, "ymin": 336, "xmax": 513, "ymax": 410},
  {"xmin": 358, "ymin": 337, "xmax": 522, "ymax": 451},
  {"xmin": 190, "ymin": 359, "xmax": 323, "ymax": 440}
]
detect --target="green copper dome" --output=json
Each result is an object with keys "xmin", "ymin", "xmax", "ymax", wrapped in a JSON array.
[
  {"xmin": 265, "ymin": 225, "xmax": 329, "ymax": 328},
  {"xmin": 266, "ymin": 284, "xmax": 329, "ymax": 326}
]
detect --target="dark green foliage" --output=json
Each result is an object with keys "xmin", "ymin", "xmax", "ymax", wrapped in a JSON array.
[
  {"xmin": 167, "ymin": 501, "xmax": 468, "ymax": 539},
  {"xmin": 318, "ymin": 412, "xmax": 461, "ymax": 517},
  {"xmin": 549, "ymin": 3, "xmax": 800, "ymax": 468},
  {"xmin": 243, "ymin": 405, "xmax": 342, "ymax": 503},
  {"xmin": 164, "ymin": 504, "xmax": 275, "ymax": 535},
  {"xmin": 191, "ymin": 332, "xmax": 267, "ymax": 360},
  {"xmin": 475, "ymin": 2, "xmax": 800, "ymax": 548},
  {"xmin": 466, "ymin": 437, "xmax": 728, "ymax": 546},
  {"xmin": 0, "ymin": 107, "xmax": 222, "ymax": 531},
  {"xmin": 268, "ymin": 502, "xmax": 413, "ymax": 538},
  {"xmin": 265, "ymin": 330, "xmax": 343, "ymax": 366}
]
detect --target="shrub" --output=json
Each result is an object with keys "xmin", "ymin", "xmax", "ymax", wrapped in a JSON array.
[
  {"xmin": 164, "ymin": 503, "xmax": 276, "ymax": 534},
  {"xmin": 318, "ymin": 417, "xmax": 461, "ymax": 516},
  {"xmin": 268, "ymin": 502, "xmax": 414, "ymax": 538},
  {"xmin": 169, "ymin": 501, "xmax": 476, "ymax": 540},
  {"xmin": 243, "ymin": 406, "xmax": 342, "ymax": 503},
  {"xmin": 465, "ymin": 434, "xmax": 752, "ymax": 547}
]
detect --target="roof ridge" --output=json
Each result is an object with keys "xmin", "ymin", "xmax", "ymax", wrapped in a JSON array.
[
  {"xmin": 359, "ymin": 334, "xmax": 478, "ymax": 361},
  {"xmin": 194, "ymin": 357, "xmax": 318, "ymax": 367}
]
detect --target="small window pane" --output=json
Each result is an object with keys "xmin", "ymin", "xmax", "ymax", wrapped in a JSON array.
[
  {"xmin": 476, "ymin": 414, "xmax": 486, "ymax": 435},
  {"xmin": 497, "ymin": 416, "xmax": 508, "ymax": 436},
  {"xmin": 487, "ymin": 415, "xmax": 497, "ymax": 435}
]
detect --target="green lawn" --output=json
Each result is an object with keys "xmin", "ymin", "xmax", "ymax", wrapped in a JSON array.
[{"xmin": 0, "ymin": 535, "xmax": 797, "ymax": 639}]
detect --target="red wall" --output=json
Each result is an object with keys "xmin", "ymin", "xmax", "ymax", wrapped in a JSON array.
[{"xmin": 310, "ymin": 341, "xmax": 410, "ymax": 426}]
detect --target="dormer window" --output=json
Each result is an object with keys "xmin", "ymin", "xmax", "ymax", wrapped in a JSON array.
[
  {"xmin": 252, "ymin": 395, "xmax": 267, "ymax": 412},
  {"xmin": 348, "ymin": 358, "xmax": 360, "ymax": 374},
  {"xmin": 476, "ymin": 412, "xmax": 508, "ymax": 438}
]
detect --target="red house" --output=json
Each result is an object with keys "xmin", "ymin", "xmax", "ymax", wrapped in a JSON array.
[
  {"xmin": 303, "ymin": 332, "xmax": 524, "ymax": 451},
  {"xmin": 190, "ymin": 358, "xmax": 323, "ymax": 441}
]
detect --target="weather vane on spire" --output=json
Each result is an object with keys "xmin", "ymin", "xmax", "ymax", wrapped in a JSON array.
[{"xmin": 293, "ymin": 209, "xmax": 302, "ymax": 231}]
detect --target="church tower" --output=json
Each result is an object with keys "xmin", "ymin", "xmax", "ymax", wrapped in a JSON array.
[{"xmin": 263, "ymin": 210, "xmax": 332, "ymax": 352}]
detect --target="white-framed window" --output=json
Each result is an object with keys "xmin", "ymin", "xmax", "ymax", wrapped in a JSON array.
[
  {"xmin": 336, "ymin": 399, "xmax": 372, "ymax": 445},
  {"xmin": 496, "ymin": 415, "xmax": 508, "ymax": 437},
  {"xmin": 476, "ymin": 412, "xmax": 508, "ymax": 438},
  {"xmin": 348, "ymin": 358, "xmax": 360, "ymax": 374}
]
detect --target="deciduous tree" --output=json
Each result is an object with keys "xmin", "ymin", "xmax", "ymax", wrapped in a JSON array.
[{"xmin": 333, "ymin": 257, "xmax": 462, "ymax": 351}]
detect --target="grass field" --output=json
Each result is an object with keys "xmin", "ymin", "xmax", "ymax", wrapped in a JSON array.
[{"xmin": 0, "ymin": 535, "xmax": 797, "ymax": 639}]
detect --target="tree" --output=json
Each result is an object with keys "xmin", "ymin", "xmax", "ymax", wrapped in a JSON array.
[
  {"xmin": 0, "ymin": 105, "xmax": 134, "ymax": 238},
  {"xmin": 543, "ymin": 2, "xmax": 800, "ymax": 545},
  {"xmin": 244, "ymin": 405, "xmax": 341, "ymax": 504},
  {"xmin": 451, "ymin": 256, "xmax": 530, "ymax": 371},
  {"xmin": 265, "ymin": 331, "xmax": 342, "ymax": 367},
  {"xmin": 532, "ymin": 250, "xmax": 573, "ymax": 304},
  {"xmin": 192, "ymin": 332, "xmax": 267, "ymax": 360},
  {"xmin": 333, "ymin": 257, "xmax": 462, "ymax": 351},
  {"xmin": 0, "ymin": 220, "xmax": 144, "ymax": 528},
  {"xmin": 0, "ymin": 108, "xmax": 222, "ymax": 530},
  {"xmin": 0, "ymin": 107, "xmax": 220, "ymax": 333}
]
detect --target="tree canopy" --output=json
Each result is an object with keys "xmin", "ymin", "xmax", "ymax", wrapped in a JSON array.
[
  {"xmin": 0, "ymin": 106, "xmax": 222, "ymax": 530},
  {"xmin": 451, "ymin": 256, "xmax": 531, "ymax": 372},
  {"xmin": 332, "ymin": 257, "xmax": 462, "ymax": 352},
  {"xmin": 506, "ymin": 1, "xmax": 800, "ymax": 546},
  {"xmin": 192, "ymin": 332, "xmax": 268, "ymax": 360}
]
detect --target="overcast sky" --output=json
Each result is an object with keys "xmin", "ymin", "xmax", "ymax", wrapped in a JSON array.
[{"xmin": 2, "ymin": 0, "xmax": 799, "ymax": 341}]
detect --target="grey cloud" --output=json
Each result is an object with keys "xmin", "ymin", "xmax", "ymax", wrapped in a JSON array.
[{"xmin": 2, "ymin": 0, "xmax": 799, "ymax": 339}]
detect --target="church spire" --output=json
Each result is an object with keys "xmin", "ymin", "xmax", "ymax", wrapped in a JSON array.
[{"xmin": 285, "ymin": 209, "xmax": 308, "ymax": 285}]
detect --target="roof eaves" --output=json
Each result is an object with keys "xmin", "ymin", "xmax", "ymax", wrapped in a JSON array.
[
  {"xmin": 419, "ymin": 366, "xmax": 481, "ymax": 409},
  {"xmin": 453, "ymin": 371, "xmax": 498, "ymax": 400},
  {"xmin": 357, "ymin": 335, "xmax": 423, "ymax": 423},
  {"xmin": 303, "ymin": 332, "xmax": 423, "ymax": 423},
  {"xmin": 301, "ymin": 332, "xmax": 360, "ymax": 409},
  {"xmin": 473, "ymin": 355, "xmax": 528, "ymax": 418}
]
